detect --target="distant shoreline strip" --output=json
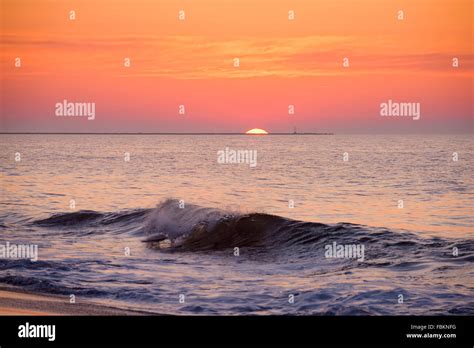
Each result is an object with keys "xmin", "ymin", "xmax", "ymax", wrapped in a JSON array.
[{"xmin": 0, "ymin": 132, "xmax": 334, "ymax": 135}]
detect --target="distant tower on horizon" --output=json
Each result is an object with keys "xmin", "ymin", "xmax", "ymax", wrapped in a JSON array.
[{"xmin": 293, "ymin": 126, "xmax": 297, "ymax": 134}]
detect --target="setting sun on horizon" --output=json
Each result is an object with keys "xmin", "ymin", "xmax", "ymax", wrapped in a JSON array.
[
  {"xmin": 0, "ymin": 0, "xmax": 473, "ymax": 340},
  {"xmin": 1, "ymin": 0, "xmax": 472, "ymax": 133},
  {"xmin": 245, "ymin": 128, "xmax": 268, "ymax": 135}
]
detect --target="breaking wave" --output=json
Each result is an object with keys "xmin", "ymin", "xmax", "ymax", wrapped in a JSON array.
[
  {"xmin": 30, "ymin": 199, "xmax": 472, "ymax": 260},
  {"xmin": 6, "ymin": 199, "xmax": 473, "ymax": 314}
]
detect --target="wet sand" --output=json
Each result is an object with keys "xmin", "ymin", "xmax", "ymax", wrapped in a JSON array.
[{"xmin": 0, "ymin": 287, "xmax": 149, "ymax": 315}]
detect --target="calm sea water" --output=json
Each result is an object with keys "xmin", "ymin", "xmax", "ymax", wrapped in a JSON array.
[{"xmin": 0, "ymin": 134, "xmax": 473, "ymax": 314}]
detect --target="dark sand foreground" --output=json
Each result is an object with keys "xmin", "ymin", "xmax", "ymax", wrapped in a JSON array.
[{"xmin": 0, "ymin": 287, "xmax": 149, "ymax": 315}]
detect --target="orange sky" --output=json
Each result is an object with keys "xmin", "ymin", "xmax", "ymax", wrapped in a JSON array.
[{"xmin": 1, "ymin": 0, "xmax": 473, "ymax": 132}]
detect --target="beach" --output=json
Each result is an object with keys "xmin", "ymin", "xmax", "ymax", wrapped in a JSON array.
[
  {"xmin": 0, "ymin": 287, "xmax": 146, "ymax": 315},
  {"xmin": 0, "ymin": 134, "xmax": 473, "ymax": 315}
]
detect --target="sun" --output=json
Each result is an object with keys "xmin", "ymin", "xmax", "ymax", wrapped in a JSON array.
[{"xmin": 245, "ymin": 128, "xmax": 268, "ymax": 135}]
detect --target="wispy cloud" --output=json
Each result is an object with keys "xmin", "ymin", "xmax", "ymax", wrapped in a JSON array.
[{"xmin": 2, "ymin": 34, "xmax": 473, "ymax": 78}]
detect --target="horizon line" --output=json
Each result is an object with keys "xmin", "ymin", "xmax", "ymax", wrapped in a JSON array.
[{"xmin": 0, "ymin": 132, "xmax": 335, "ymax": 135}]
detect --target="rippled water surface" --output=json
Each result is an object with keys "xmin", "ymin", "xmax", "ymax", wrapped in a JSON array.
[{"xmin": 0, "ymin": 134, "xmax": 473, "ymax": 314}]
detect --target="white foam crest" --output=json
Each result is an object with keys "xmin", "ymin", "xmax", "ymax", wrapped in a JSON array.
[{"xmin": 144, "ymin": 199, "xmax": 230, "ymax": 240}]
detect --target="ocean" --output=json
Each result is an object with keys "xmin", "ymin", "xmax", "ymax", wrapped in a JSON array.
[{"xmin": 0, "ymin": 134, "xmax": 473, "ymax": 315}]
